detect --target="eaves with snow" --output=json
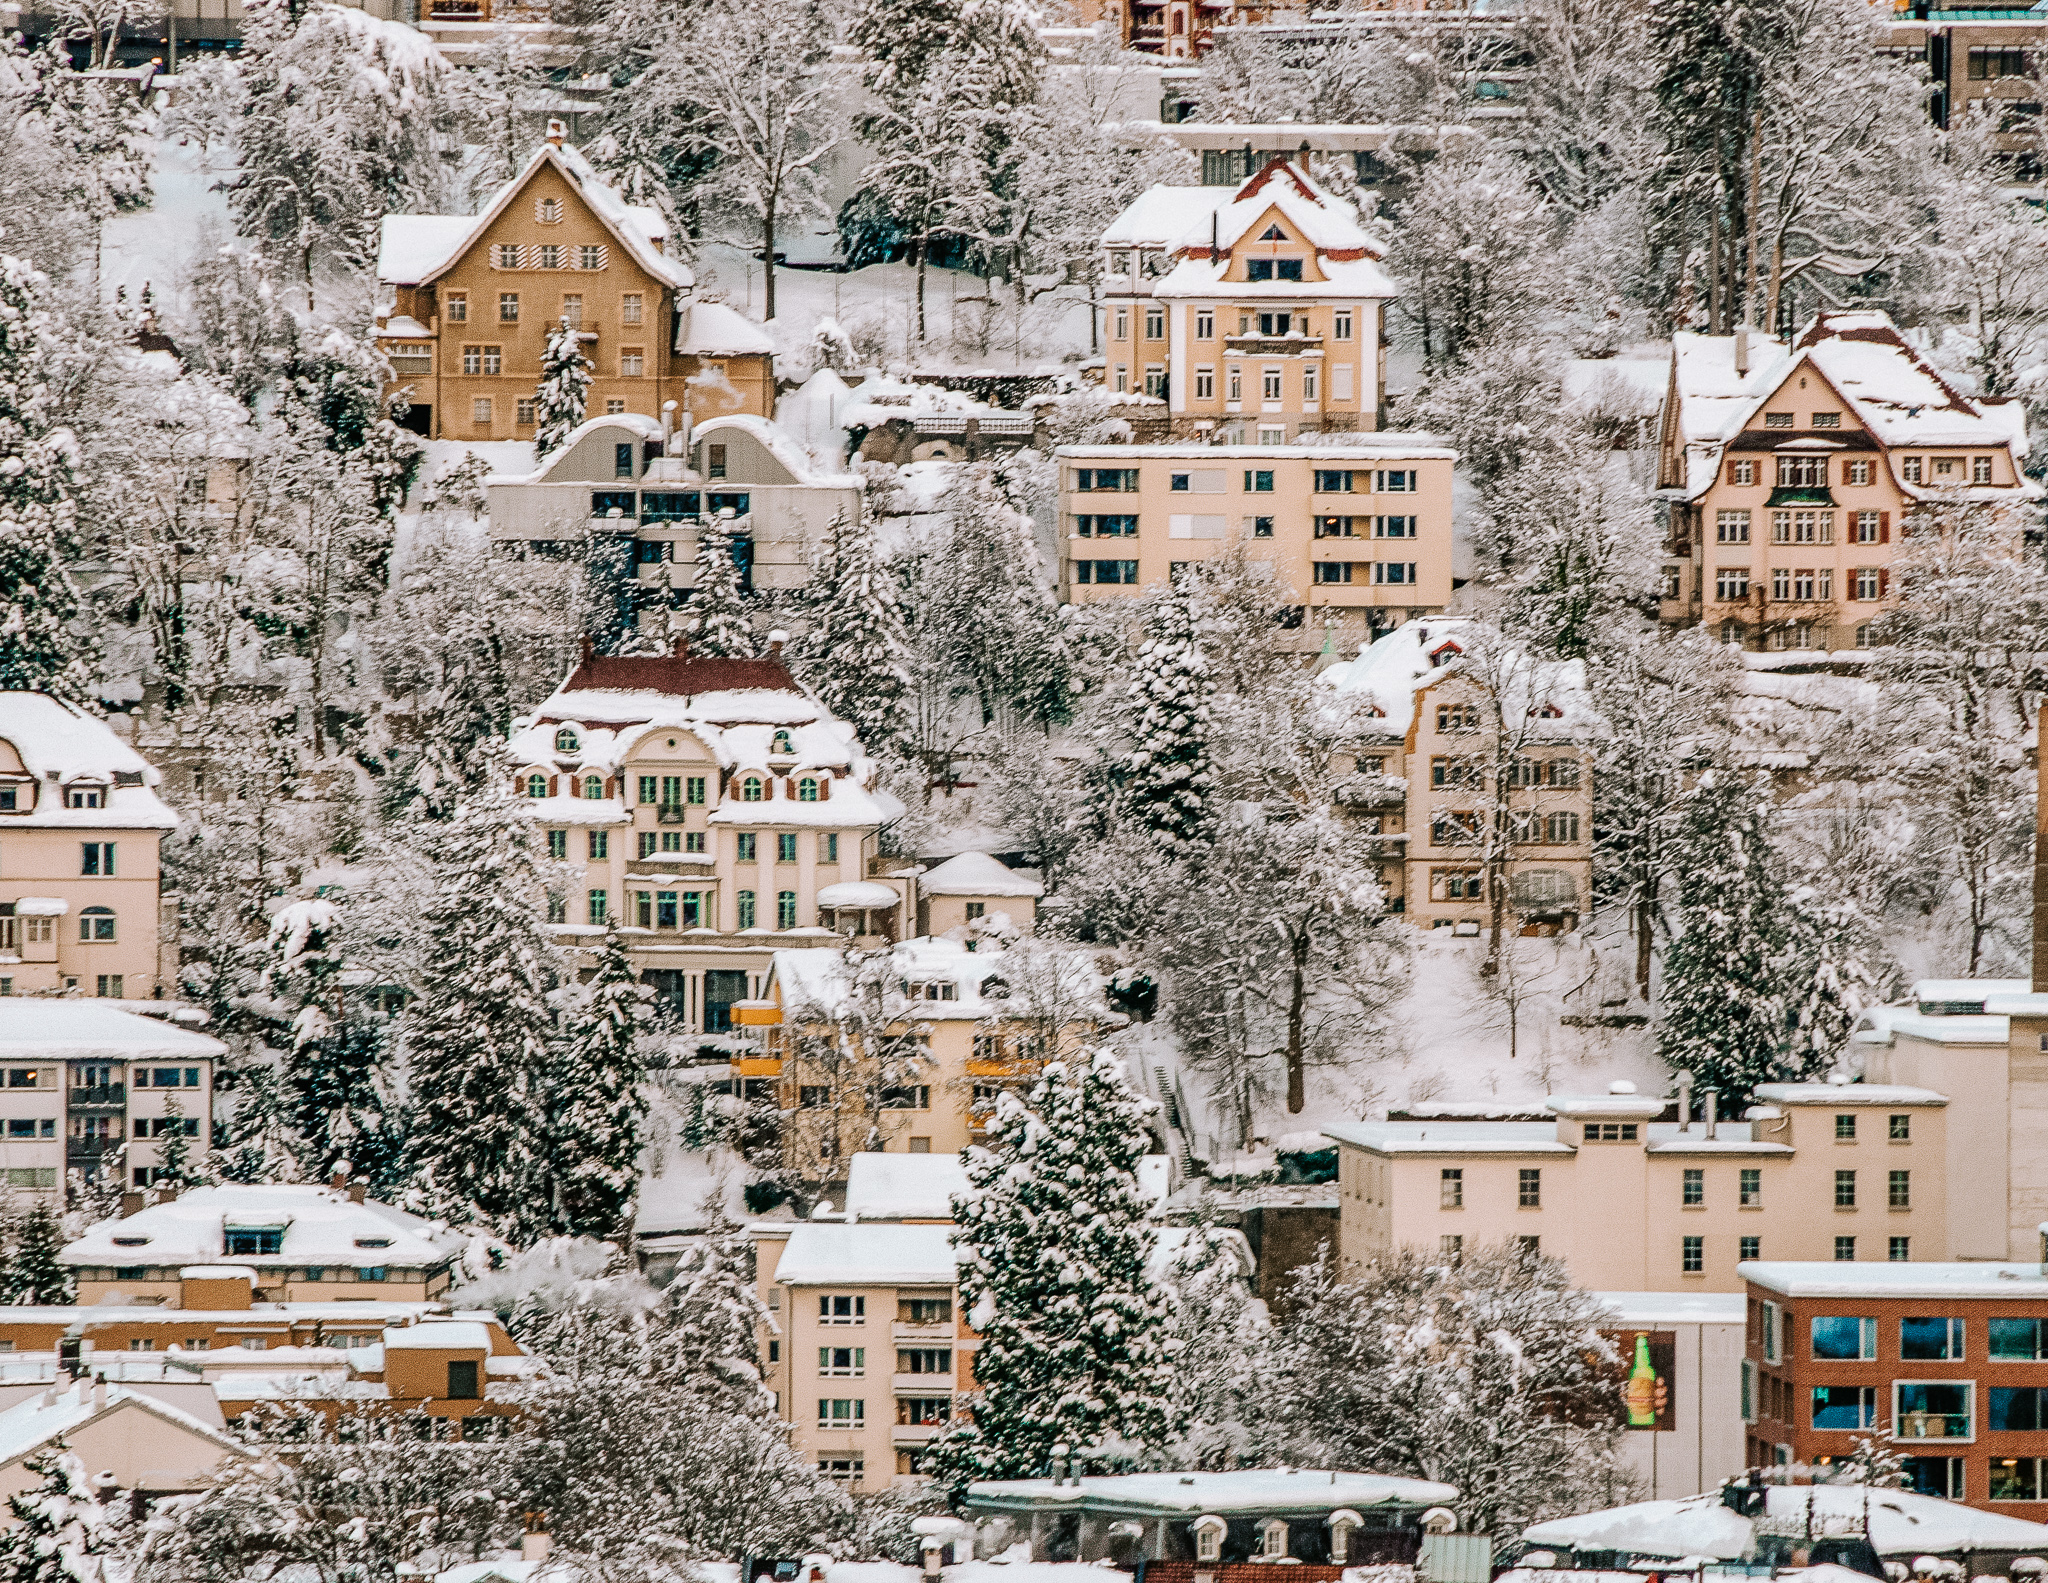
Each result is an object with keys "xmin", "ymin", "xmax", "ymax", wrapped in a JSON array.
[
  {"xmin": 62, "ymin": 1184, "xmax": 465, "ymax": 1273},
  {"xmin": 0, "ymin": 691, "xmax": 177, "ymax": 831},
  {"xmin": 1317, "ymin": 617, "xmax": 1595, "ymax": 744}
]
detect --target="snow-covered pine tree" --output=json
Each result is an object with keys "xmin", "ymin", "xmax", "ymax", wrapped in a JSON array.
[
  {"xmin": 402, "ymin": 774, "xmax": 561, "ymax": 1240},
  {"xmin": 690, "ymin": 517, "xmax": 755, "ymax": 658},
  {"xmin": 1116, "ymin": 585, "xmax": 1216, "ymax": 854},
  {"xmin": 550, "ymin": 926, "xmax": 649, "ymax": 1239},
  {"xmin": 1657, "ymin": 768, "xmax": 1792, "ymax": 1103},
  {"xmin": 209, "ymin": 1062, "xmax": 309, "ymax": 1184},
  {"xmin": 0, "ymin": 254, "xmax": 90, "ymax": 701},
  {"xmin": 1838, "ymin": 1423, "xmax": 1907, "ymax": 1488},
  {"xmin": 797, "ymin": 510, "xmax": 910, "ymax": 753},
  {"xmin": 0, "ymin": 1446, "xmax": 107, "ymax": 1583},
  {"xmin": 533, "ymin": 317, "xmax": 592, "ymax": 456},
  {"xmin": 653, "ymin": 1199, "xmax": 771, "ymax": 1408},
  {"xmin": 152, "ymin": 1095, "xmax": 204, "ymax": 1191},
  {"xmin": 926, "ymin": 1049, "xmax": 1172, "ymax": 1489},
  {"xmin": 2, "ymin": 1205, "xmax": 73, "ymax": 1306}
]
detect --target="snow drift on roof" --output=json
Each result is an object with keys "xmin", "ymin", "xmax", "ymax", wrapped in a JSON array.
[
  {"xmin": 965, "ymin": 1467, "xmax": 1458, "ymax": 1514},
  {"xmin": 844, "ymin": 1152, "xmax": 970, "ymax": 1221},
  {"xmin": 918, "ymin": 851, "xmax": 1043, "ymax": 897},
  {"xmin": 771, "ymin": 1222, "xmax": 960, "ymax": 1286},
  {"xmin": 64, "ymin": 1185, "xmax": 462, "ymax": 1270},
  {"xmin": 0, "ymin": 691, "xmax": 176, "ymax": 831},
  {"xmin": 0, "ymin": 1003, "xmax": 225, "ymax": 1060},
  {"xmin": 677, "ymin": 300, "xmax": 775, "ymax": 356}
]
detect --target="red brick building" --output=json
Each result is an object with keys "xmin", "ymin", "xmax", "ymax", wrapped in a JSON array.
[{"xmin": 1745, "ymin": 1262, "xmax": 2048, "ymax": 1510}]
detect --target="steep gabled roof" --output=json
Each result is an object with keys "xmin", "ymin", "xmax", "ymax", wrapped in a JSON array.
[{"xmin": 377, "ymin": 140, "xmax": 692, "ymax": 293}]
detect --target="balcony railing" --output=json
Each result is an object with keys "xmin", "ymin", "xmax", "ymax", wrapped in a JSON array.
[
  {"xmin": 1224, "ymin": 334, "xmax": 1324, "ymax": 356},
  {"xmin": 69, "ymin": 1085, "xmax": 125, "ymax": 1109},
  {"xmin": 1898, "ymin": 1410, "xmax": 1971, "ymax": 1439}
]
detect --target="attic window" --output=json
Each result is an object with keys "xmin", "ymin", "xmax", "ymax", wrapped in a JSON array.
[
  {"xmin": 741, "ymin": 776, "xmax": 766, "ymax": 802},
  {"xmin": 536, "ymin": 197, "xmax": 563, "ymax": 224},
  {"xmin": 1764, "ymin": 412, "xmax": 1793, "ymax": 428},
  {"xmin": 555, "ymin": 727, "xmax": 581, "ymax": 753},
  {"xmin": 65, "ymin": 787, "xmax": 103, "ymax": 809},
  {"xmin": 354, "ymin": 1238, "xmax": 392, "ymax": 1249},
  {"xmin": 582, "ymin": 774, "xmax": 603, "ymax": 799},
  {"xmin": 224, "ymin": 1228, "xmax": 285, "ymax": 1257},
  {"xmin": 913, "ymin": 980, "xmax": 959, "ymax": 1002},
  {"xmin": 1530, "ymin": 704, "xmax": 1565, "ymax": 719},
  {"xmin": 1259, "ymin": 224, "xmax": 1286, "ymax": 240},
  {"xmin": 770, "ymin": 730, "xmax": 794, "ymax": 755},
  {"xmin": 111, "ymin": 1236, "xmax": 149, "ymax": 1247},
  {"xmin": 797, "ymin": 777, "xmax": 820, "ymax": 802}
]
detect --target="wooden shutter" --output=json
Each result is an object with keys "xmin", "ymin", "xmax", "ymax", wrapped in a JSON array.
[{"xmin": 1878, "ymin": 510, "xmax": 1890, "ymax": 543}]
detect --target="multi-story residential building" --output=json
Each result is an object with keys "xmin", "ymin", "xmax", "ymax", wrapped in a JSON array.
[
  {"xmin": 484, "ymin": 411, "xmax": 864, "ymax": 625},
  {"xmin": 375, "ymin": 126, "xmax": 773, "ymax": 443},
  {"xmin": 3, "ymin": 1002, "xmax": 220, "ymax": 1192},
  {"xmin": 1655, "ymin": 310, "xmax": 2038, "ymax": 652},
  {"xmin": 1326, "ymin": 1080, "xmax": 1951, "ymax": 1292},
  {"xmin": 1099, "ymin": 159, "xmax": 1394, "ymax": 441},
  {"xmin": 0, "ymin": 692, "xmax": 178, "ymax": 1000},
  {"xmin": 1741, "ymin": 1261, "xmax": 2048, "ymax": 1509},
  {"xmin": 507, "ymin": 641, "xmax": 906, "ymax": 1033},
  {"xmin": 1322, "ymin": 619, "xmax": 1593, "ymax": 933},
  {"xmin": 1056, "ymin": 443, "xmax": 1455, "ymax": 649},
  {"xmin": 62, "ymin": 1182, "xmax": 466, "ymax": 1306},
  {"xmin": 753, "ymin": 1219, "xmax": 971, "ymax": 1490},
  {"xmin": 740, "ymin": 929, "xmax": 1105, "ymax": 1167}
]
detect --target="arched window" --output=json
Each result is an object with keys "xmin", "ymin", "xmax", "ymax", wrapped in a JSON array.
[
  {"xmin": 770, "ymin": 729, "xmax": 793, "ymax": 755},
  {"xmin": 79, "ymin": 906, "xmax": 115, "ymax": 943},
  {"xmin": 797, "ymin": 777, "xmax": 820, "ymax": 802},
  {"xmin": 525, "ymin": 774, "xmax": 548, "ymax": 798},
  {"xmin": 582, "ymin": 774, "xmax": 603, "ymax": 799},
  {"xmin": 555, "ymin": 727, "xmax": 580, "ymax": 753},
  {"xmin": 741, "ymin": 776, "xmax": 766, "ymax": 802},
  {"xmin": 535, "ymin": 197, "xmax": 563, "ymax": 224}
]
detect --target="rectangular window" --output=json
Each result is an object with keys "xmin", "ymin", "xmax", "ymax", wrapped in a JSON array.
[
  {"xmin": 1904, "ymin": 456, "xmax": 1924, "ymax": 483},
  {"xmin": 1374, "ymin": 516, "xmax": 1416, "ymax": 539},
  {"xmin": 1812, "ymin": 1315, "xmax": 1877, "ymax": 1361},
  {"xmin": 1990, "ymin": 1459, "xmax": 2043, "ymax": 1502},
  {"xmin": 1994, "ymin": 1388, "xmax": 2048, "ymax": 1433},
  {"xmin": 1890, "ymin": 1235, "xmax": 1911, "ymax": 1261},
  {"xmin": 737, "ymin": 833, "xmax": 757, "ymax": 862},
  {"xmin": 547, "ymin": 829, "xmax": 567, "ymax": 859},
  {"xmin": 1439, "ymin": 1234, "xmax": 1463, "ymax": 1262},
  {"xmin": 1890, "ymin": 1113, "xmax": 1911, "ymax": 1141},
  {"xmin": 1854, "ymin": 567, "xmax": 1883, "ymax": 601},
  {"xmin": 1194, "ymin": 368, "xmax": 1214, "ymax": 399},
  {"xmin": 1847, "ymin": 460, "xmax": 1872, "ymax": 486},
  {"xmin": 1074, "ymin": 468, "xmax": 1140, "ymax": 492},
  {"xmin": 819, "ymin": 1295, "xmax": 865, "ymax": 1323},
  {"xmin": 818, "ymin": 1346, "xmax": 865, "ymax": 1376},
  {"xmin": 1763, "ymin": 1300, "xmax": 1782, "ymax": 1363},
  {"xmin": 1902, "ymin": 1316, "xmax": 1964, "ymax": 1360},
  {"xmin": 817, "ymin": 1399, "xmax": 865, "ymax": 1428},
  {"xmin": 621, "ymin": 293, "xmax": 643, "ymax": 325},
  {"xmin": 1740, "ymin": 1168, "xmax": 1762, "ymax": 1207},
  {"xmin": 1740, "ymin": 1235, "xmax": 1761, "ymax": 1261},
  {"xmin": 1243, "ymin": 470, "xmax": 1274, "ymax": 493},
  {"xmin": 1811, "ymin": 1384, "xmax": 1877, "ymax": 1430},
  {"xmin": 776, "ymin": 833, "xmax": 798, "ymax": 864},
  {"xmin": 498, "ymin": 294, "xmax": 519, "ymax": 322},
  {"xmin": 1811, "ymin": 411, "xmax": 1841, "ymax": 428},
  {"xmin": 1074, "ymin": 560, "xmax": 1140, "ymax": 585},
  {"xmin": 1263, "ymin": 367, "xmax": 1282, "ymax": 400},
  {"xmin": 1975, "ymin": 455, "xmax": 1994, "ymax": 483},
  {"xmin": 777, "ymin": 890, "xmax": 797, "ymax": 929},
  {"xmin": 81, "ymin": 842, "xmax": 115, "ymax": 876},
  {"xmin": 1991, "ymin": 1318, "xmax": 2048, "ymax": 1360},
  {"xmin": 1074, "ymin": 515, "xmax": 1137, "ymax": 538},
  {"xmin": 1313, "ymin": 563, "xmax": 1353, "ymax": 584},
  {"xmin": 1195, "ymin": 310, "xmax": 1214, "ymax": 339},
  {"xmin": 1896, "ymin": 1381, "xmax": 1971, "ymax": 1439},
  {"xmin": 561, "ymin": 293, "xmax": 583, "ymax": 326},
  {"xmin": 1835, "ymin": 1169, "xmax": 1857, "ymax": 1207},
  {"xmin": 1902, "ymin": 1457, "xmax": 1963, "ymax": 1499},
  {"xmin": 1682, "ymin": 1169, "xmax": 1704, "ymax": 1207},
  {"xmin": 1682, "ymin": 1235, "xmax": 1704, "ymax": 1273},
  {"xmin": 1835, "ymin": 1235, "xmax": 1857, "ymax": 1261},
  {"xmin": 1440, "ymin": 1168, "xmax": 1463, "ymax": 1208},
  {"xmin": 1765, "ymin": 412, "xmax": 1793, "ymax": 428},
  {"xmin": 1889, "ymin": 1169, "xmax": 1911, "ymax": 1209},
  {"xmin": 1717, "ymin": 510, "xmax": 1752, "ymax": 543},
  {"xmin": 1837, "ymin": 1113, "xmax": 1858, "ymax": 1140},
  {"xmin": 1334, "ymin": 310, "xmax": 1353, "ymax": 340},
  {"xmin": 1716, "ymin": 568, "xmax": 1750, "ymax": 602},
  {"xmin": 587, "ymin": 889, "xmax": 608, "ymax": 924},
  {"xmin": 473, "ymin": 398, "xmax": 493, "ymax": 425},
  {"xmin": 445, "ymin": 293, "xmax": 467, "ymax": 322},
  {"xmin": 1144, "ymin": 308, "xmax": 1164, "ymax": 340},
  {"xmin": 1371, "ymin": 562, "xmax": 1416, "ymax": 585},
  {"xmin": 1316, "ymin": 515, "xmax": 1355, "ymax": 538},
  {"xmin": 620, "ymin": 348, "xmax": 645, "ymax": 377},
  {"xmin": 1518, "ymin": 1168, "xmax": 1541, "ymax": 1208},
  {"xmin": 1730, "ymin": 458, "xmax": 1757, "ymax": 486},
  {"xmin": 898, "ymin": 1348, "xmax": 952, "ymax": 1374}
]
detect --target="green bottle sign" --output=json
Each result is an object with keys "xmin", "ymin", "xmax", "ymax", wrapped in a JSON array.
[{"xmin": 1625, "ymin": 1332, "xmax": 1660, "ymax": 1428}]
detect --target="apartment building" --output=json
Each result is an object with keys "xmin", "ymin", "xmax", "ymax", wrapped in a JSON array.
[
  {"xmin": 0, "ymin": 692, "xmax": 178, "ymax": 1000},
  {"xmin": 1326, "ymin": 1081, "xmax": 1950, "ymax": 1292},
  {"xmin": 754, "ymin": 1219, "xmax": 971, "ymax": 1490},
  {"xmin": 375, "ymin": 127, "xmax": 773, "ymax": 442},
  {"xmin": 1056, "ymin": 443, "xmax": 1454, "ymax": 648},
  {"xmin": 62, "ymin": 1182, "xmax": 466, "ymax": 1306},
  {"xmin": 740, "ymin": 928, "xmax": 1105, "ymax": 1163},
  {"xmin": 1323, "ymin": 619, "xmax": 1593, "ymax": 933},
  {"xmin": 1655, "ymin": 310, "xmax": 2038, "ymax": 651},
  {"xmin": 484, "ymin": 411, "xmax": 863, "ymax": 621},
  {"xmin": 1099, "ymin": 159, "xmax": 1394, "ymax": 441},
  {"xmin": 1742, "ymin": 1262, "xmax": 2048, "ymax": 1510},
  {"xmin": 2, "ymin": 1003, "xmax": 219, "ymax": 1193},
  {"xmin": 509, "ymin": 640, "xmax": 905, "ymax": 1034}
]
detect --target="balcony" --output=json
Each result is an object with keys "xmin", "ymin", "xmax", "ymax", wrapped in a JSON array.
[
  {"xmin": 893, "ymin": 1322, "xmax": 954, "ymax": 1342},
  {"xmin": 1224, "ymin": 334, "xmax": 1324, "ymax": 357},
  {"xmin": 894, "ymin": 1372, "xmax": 953, "ymax": 1392},
  {"xmin": 1333, "ymin": 773, "xmax": 1406, "ymax": 812},
  {"xmin": 68, "ymin": 1085, "xmax": 125, "ymax": 1109},
  {"xmin": 891, "ymin": 1422, "xmax": 947, "ymax": 1446}
]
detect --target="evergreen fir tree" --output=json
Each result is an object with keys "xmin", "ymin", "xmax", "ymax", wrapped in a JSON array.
[
  {"xmin": 690, "ymin": 517, "xmax": 755, "ymax": 657},
  {"xmin": 209, "ymin": 1063, "xmax": 309, "ymax": 1184},
  {"xmin": 266, "ymin": 897, "xmax": 400, "ymax": 1184},
  {"xmin": 925, "ymin": 1049, "xmax": 1172, "ymax": 1491},
  {"xmin": 2, "ymin": 1205, "xmax": 73, "ymax": 1306},
  {"xmin": 0, "ymin": 1446, "xmax": 107, "ymax": 1583},
  {"xmin": 151, "ymin": 1096, "xmax": 203, "ymax": 1191},
  {"xmin": 550, "ymin": 927, "xmax": 649, "ymax": 1239},
  {"xmin": 1657, "ymin": 768, "xmax": 1792, "ymax": 1103},
  {"xmin": 653, "ymin": 1199, "xmax": 771, "ymax": 1408},
  {"xmin": 796, "ymin": 510, "xmax": 910, "ymax": 752},
  {"xmin": 403, "ymin": 775, "xmax": 561, "ymax": 1239},
  {"xmin": 0, "ymin": 255, "xmax": 90, "ymax": 701},
  {"xmin": 1116, "ymin": 586, "xmax": 1216, "ymax": 855},
  {"xmin": 532, "ymin": 317, "xmax": 592, "ymax": 456}
]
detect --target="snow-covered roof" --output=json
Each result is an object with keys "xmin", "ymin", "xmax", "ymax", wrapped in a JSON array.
[
  {"xmin": 965, "ymin": 1468, "xmax": 1458, "ymax": 1517},
  {"xmin": 1666, "ymin": 312, "xmax": 2040, "ymax": 503},
  {"xmin": 918, "ymin": 851, "xmax": 1042, "ymax": 898},
  {"xmin": 1741, "ymin": 1261, "xmax": 2048, "ymax": 1298},
  {"xmin": 1544, "ymin": 1094, "xmax": 1667, "ymax": 1119},
  {"xmin": 676, "ymin": 300, "xmax": 775, "ymax": 357},
  {"xmin": 509, "ymin": 650, "xmax": 897, "ymax": 834},
  {"xmin": 0, "ymin": 1004, "xmax": 225, "ymax": 1060},
  {"xmin": 1749, "ymin": 1083, "xmax": 1946, "ymax": 1105},
  {"xmin": 0, "ymin": 1378, "xmax": 249, "ymax": 1473},
  {"xmin": 691, "ymin": 413, "xmax": 861, "ymax": 487},
  {"xmin": 1320, "ymin": 618, "xmax": 1594, "ymax": 743},
  {"xmin": 1590, "ymin": 1291, "xmax": 1747, "ymax": 1327},
  {"xmin": 1524, "ymin": 1484, "xmax": 2048, "ymax": 1559},
  {"xmin": 1850, "ymin": 1000, "xmax": 2013, "ymax": 1048},
  {"xmin": 1325, "ymin": 1120, "xmax": 1572, "ymax": 1156},
  {"xmin": 1058, "ymin": 440, "xmax": 1453, "ymax": 461},
  {"xmin": 1101, "ymin": 184, "xmax": 1224, "ymax": 249},
  {"xmin": 381, "ymin": 1320, "xmax": 491, "ymax": 1350},
  {"xmin": 376, "ymin": 140, "xmax": 692, "ymax": 292},
  {"xmin": 63, "ymin": 1186, "xmax": 463, "ymax": 1272},
  {"xmin": 1913, "ymin": 976, "xmax": 2030, "ymax": 1004},
  {"xmin": 844, "ymin": 1152, "xmax": 970, "ymax": 1221},
  {"xmin": 771, "ymin": 936, "xmax": 1104, "ymax": 1024},
  {"xmin": 1154, "ymin": 253, "xmax": 1396, "ymax": 302},
  {"xmin": 771, "ymin": 1222, "xmax": 959, "ymax": 1286},
  {"xmin": 0, "ymin": 692, "xmax": 176, "ymax": 830}
]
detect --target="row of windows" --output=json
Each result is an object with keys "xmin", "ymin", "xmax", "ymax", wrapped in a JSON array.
[
  {"xmin": 561, "ymin": 887, "xmax": 812, "ymax": 931},
  {"xmin": 1438, "ymin": 1166, "xmax": 1908, "ymax": 1218},
  {"xmin": 461, "ymin": 343, "xmax": 646, "ymax": 376},
  {"xmin": 522, "ymin": 772, "xmax": 832, "ymax": 805},
  {"xmin": 0, "ymin": 784, "xmax": 116, "ymax": 811},
  {"xmin": 1316, "ymin": 516, "xmax": 1418, "ymax": 539},
  {"xmin": 1714, "ymin": 567, "xmax": 1892, "ymax": 603},
  {"xmin": 473, "ymin": 396, "xmax": 629, "ymax": 427},
  {"xmin": 1313, "ymin": 561, "xmax": 1418, "ymax": 586},
  {"xmin": 816, "ymin": 1296, "xmax": 953, "ymax": 1324},
  {"xmin": 1714, "ymin": 508, "xmax": 1890, "ymax": 544},
  {"xmin": 1111, "ymin": 304, "xmax": 1355, "ymax": 340},
  {"xmin": 486, "ymin": 244, "xmax": 615, "ymax": 272},
  {"xmin": 814, "ymin": 1347, "xmax": 954, "ymax": 1376},
  {"xmin": 2, "ymin": 908, "xmax": 126, "ymax": 945},
  {"xmin": 1429, "ymin": 755, "xmax": 1583, "ymax": 789},
  {"xmin": 1429, "ymin": 810, "xmax": 1581, "ymax": 845}
]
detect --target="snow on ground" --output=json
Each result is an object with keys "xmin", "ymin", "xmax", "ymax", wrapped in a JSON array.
[
  {"xmin": 102, "ymin": 136, "xmax": 234, "ymax": 312},
  {"xmin": 634, "ymin": 1069, "xmax": 748, "ymax": 1235}
]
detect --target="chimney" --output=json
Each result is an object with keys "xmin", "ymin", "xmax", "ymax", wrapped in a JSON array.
[
  {"xmin": 579, "ymin": 633, "xmax": 594, "ymax": 664},
  {"xmin": 545, "ymin": 118, "xmax": 566, "ymax": 149},
  {"xmin": 767, "ymin": 629, "xmax": 788, "ymax": 659},
  {"xmin": 1703, "ymin": 1089, "xmax": 1719, "ymax": 1141},
  {"xmin": 348, "ymin": 1178, "xmax": 367, "ymax": 1205},
  {"xmin": 522, "ymin": 1512, "xmax": 552, "ymax": 1562},
  {"xmin": 671, "ymin": 634, "xmax": 691, "ymax": 660},
  {"xmin": 1674, "ymin": 1070, "xmax": 1693, "ymax": 1132},
  {"xmin": 1734, "ymin": 325, "xmax": 1752, "ymax": 378},
  {"xmin": 661, "ymin": 399, "xmax": 677, "ymax": 444},
  {"xmin": 90, "ymin": 1376, "xmax": 106, "ymax": 1411},
  {"xmin": 119, "ymin": 1192, "xmax": 143, "ymax": 1219},
  {"xmin": 329, "ymin": 1166, "xmax": 347, "ymax": 1192},
  {"xmin": 2034, "ymin": 703, "xmax": 2048, "ymax": 992}
]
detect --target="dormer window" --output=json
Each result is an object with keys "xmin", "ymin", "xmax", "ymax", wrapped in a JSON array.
[
  {"xmin": 65, "ymin": 786, "xmax": 104, "ymax": 809},
  {"xmin": 536, "ymin": 197, "xmax": 563, "ymax": 224},
  {"xmin": 555, "ymin": 727, "xmax": 581, "ymax": 753},
  {"xmin": 912, "ymin": 980, "xmax": 958, "ymax": 1002},
  {"xmin": 797, "ymin": 777, "xmax": 821, "ymax": 802},
  {"xmin": 582, "ymin": 774, "xmax": 603, "ymax": 799},
  {"xmin": 1259, "ymin": 1520, "xmax": 1290, "ymax": 1559},
  {"xmin": 1246, "ymin": 259, "xmax": 1303, "ymax": 282},
  {"xmin": 224, "ymin": 1227, "xmax": 285, "ymax": 1257},
  {"xmin": 353, "ymin": 1237, "xmax": 392, "ymax": 1249},
  {"xmin": 526, "ymin": 774, "xmax": 548, "ymax": 798},
  {"xmin": 741, "ymin": 776, "xmax": 766, "ymax": 802},
  {"xmin": 770, "ymin": 729, "xmax": 794, "ymax": 755},
  {"xmin": 1259, "ymin": 224, "xmax": 1285, "ymax": 240},
  {"xmin": 1193, "ymin": 1517, "xmax": 1227, "ymax": 1563}
]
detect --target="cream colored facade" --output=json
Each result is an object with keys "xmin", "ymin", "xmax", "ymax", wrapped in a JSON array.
[
  {"xmin": 755, "ymin": 1220, "xmax": 972, "ymax": 1490},
  {"xmin": 1057, "ymin": 444, "xmax": 1454, "ymax": 647},
  {"xmin": 376, "ymin": 134, "xmax": 772, "ymax": 444},
  {"xmin": 0, "ymin": 693, "xmax": 177, "ymax": 1001},
  {"xmin": 1329, "ymin": 1084, "xmax": 1950, "ymax": 1292},
  {"xmin": 1100, "ymin": 161, "xmax": 1394, "ymax": 440},
  {"xmin": 1656, "ymin": 311, "xmax": 2038, "ymax": 651}
]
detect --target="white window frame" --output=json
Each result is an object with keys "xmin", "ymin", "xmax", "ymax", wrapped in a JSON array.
[{"xmin": 1894, "ymin": 1378, "xmax": 1975, "ymax": 1442}]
